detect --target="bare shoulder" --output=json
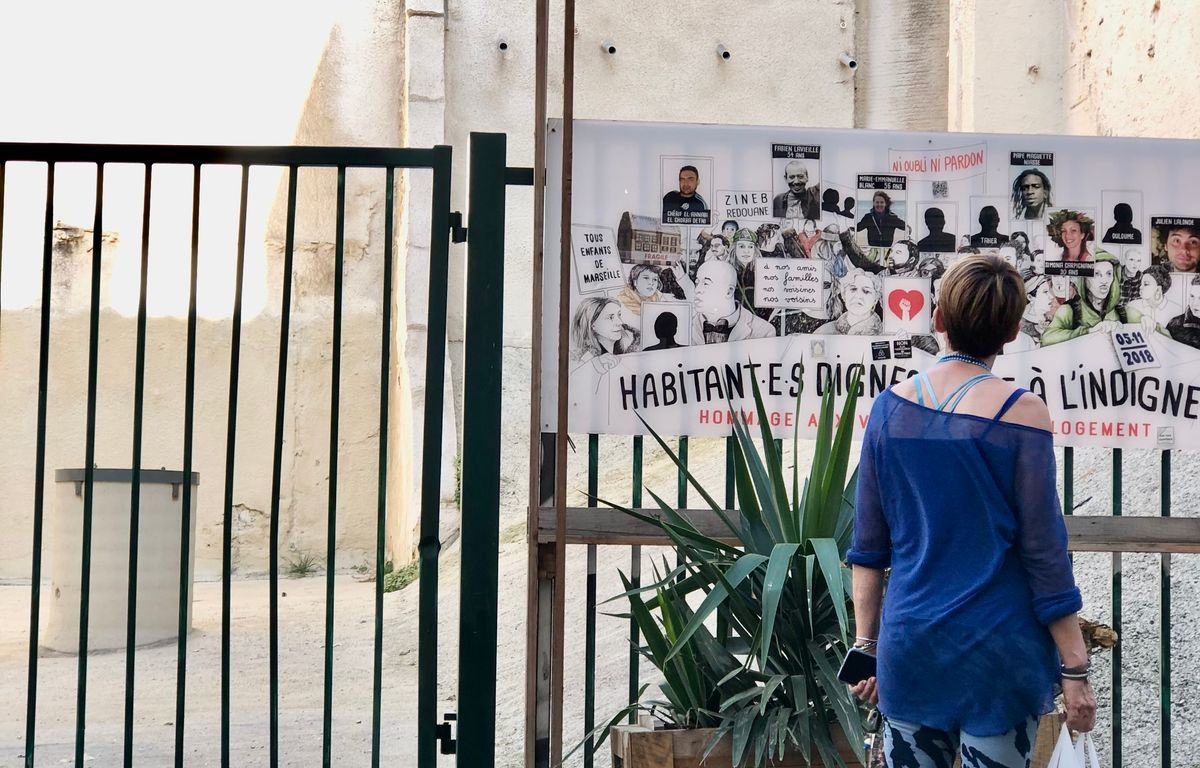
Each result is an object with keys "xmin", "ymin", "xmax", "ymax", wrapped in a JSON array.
[
  {"xmin": 999, "ymin": 389, "xmax": 1053, "ymax": 431},
  {"xmin": 891, "ymin": 376, "xmax": 918, "ymax": 400}
]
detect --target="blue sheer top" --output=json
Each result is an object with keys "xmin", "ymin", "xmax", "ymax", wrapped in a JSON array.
[{"xmin": 847, "ymin": 385, "xmax": 1082, "ymax": 736}]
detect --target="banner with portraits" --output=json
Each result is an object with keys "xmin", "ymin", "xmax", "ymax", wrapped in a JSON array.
[{"xmin": 540, "ymin": 120, "xmax": 1200, "ymax": 449}]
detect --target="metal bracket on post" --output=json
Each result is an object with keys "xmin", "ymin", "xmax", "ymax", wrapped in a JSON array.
[
  {"xmin": 449, "ymin": 211, "xmax": 468, "ymax": 243},
  {"xmin": 436, "ymin": 712, "xmax": 458, "ymax": 755}
]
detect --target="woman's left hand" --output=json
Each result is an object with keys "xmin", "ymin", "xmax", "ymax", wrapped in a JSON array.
[{"xmin": 849, "ymin": 677, "xmax": 878, "ymax": 705}]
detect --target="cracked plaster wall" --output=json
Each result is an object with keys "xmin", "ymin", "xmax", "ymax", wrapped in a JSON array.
[{"xmin": 0, "ymin": 1, "xmax": 423, "ymax": 580}]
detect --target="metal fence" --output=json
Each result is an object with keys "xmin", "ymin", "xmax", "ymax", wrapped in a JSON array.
[
  {"xmin": 532, "ymin": 436, "xmax": 1199, "ymax": 768},
  {"xmin": 1, "ymin": 135, "xmax": 524, "ymax": 768}
]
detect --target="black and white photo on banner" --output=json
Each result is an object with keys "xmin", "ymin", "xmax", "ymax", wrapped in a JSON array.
[
  {"xmin": 660, "ymin": 156, "xmax": 712, "ymax": 226},
  {"xmin": 770, "ymin": 143, "xmax": 822, "ymax": 224},
  {"xmin": 856, "ymin": 174, "xmax": 908, "ymax": 248},
  {"xmin": 549, "ymin": 119, "xmax": 1200, "ymax": 447},
  {"xmin": 1010, "ymin": 151, "xmax": 1055, "ymax": 221}
]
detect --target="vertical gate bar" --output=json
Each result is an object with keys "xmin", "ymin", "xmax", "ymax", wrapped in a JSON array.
[
  {"xmin": 1111, "ymin": 448, "xmax": 1122, "ymax": 768},
  {"xmin": 676, "ymin": 437, "xmax": 688, "ymax": 569},
  {"xmin": 174, "ymin": 163, "xmax": 202, "ymax": 767},
  {"xmin": 724, "ymin": 436, "xmax": 735, "ymax": 509},
  {"xmin": 269, "ymin": 165, "xmax": 300, "ymax": 768},
  {"xmin": 456, "ymin": 131, "xmax": 507, "ymax": 768},
  {"xmin": 628, "ymin": 435, "xmax": 643, "ymax": 720},
  {"xmin": 23, "ymin": 160, "xmax": 55, "ymax": 768},
  {"xmin": 583, "ymin": 435, "xmax": 598, "ymax": 768},
  {"xmin": 417, "ymin": 146, "xmax": 453, "ymax": 768},
  {"xmin": 718, "ymin": 436, "xmax": 735, "ymax": 643},
  {"xmin": 74, "ymin": 162, "xmax": 106, "ymax": 768},
  {"xmin": 321, "ymin": 167, "xmax": 347, "ymax": 768},
  {"xmin": 677, "ymin": 437, "xmax": 688, "ymax": 507},
  {"xmin": 371, "ymin": 165, "xmax": 398, "ymax": 768},
  {"xmin": 1160, "ymin": 450, "xmax": 1171, "ymax": 768},
  {"xmin": 123, "ymin": 163, "xmax": 154, "ymax": 768},
  {"xmin": 369, "ymin": 168, "xmax": 395, "ymax": 767},
  {"xmin": 1063, "ymin": 447, "xmax": 1073, "ymax": 515},
  {"xmin": 220, "ymin": 164, "xmax": 251, "ymax": 768}
]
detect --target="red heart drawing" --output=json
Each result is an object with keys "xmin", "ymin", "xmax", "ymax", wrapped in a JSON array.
[{"xmin": 887, "ymin": 289, "xmax": 925, "ymax": 320}]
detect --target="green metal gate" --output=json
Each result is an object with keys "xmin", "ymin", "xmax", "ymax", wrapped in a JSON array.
[{"xmin": 1, "ymin": 133, "xmax": 524, "ymax": 767}]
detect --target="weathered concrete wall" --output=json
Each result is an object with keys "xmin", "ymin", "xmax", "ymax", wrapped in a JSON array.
[
  {"xmin": 443, "ymin": 0, "xmax": 859, "ymax": 345},
  {"xmin": 948, "ymin": 0, "xmax": 1070, "ymax": 134},
  {"xmin": 0, "ymin": 1, "xmax": 416, "ymax": 580},
  {"xmin": 855, "ymin": 0, "xmax": 951, "ymax": 130},
  {"xmin": 438, "ymin": 0, "xmax": 861, "ymax": 496},
  {"xmin": 1062, "ymin": 0, "xmax": 1200, "ymax": 139}
]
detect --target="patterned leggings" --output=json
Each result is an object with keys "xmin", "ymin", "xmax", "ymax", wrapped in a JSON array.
[{"xmin": 882, "ymin": 716, "xmax": 1039, "ymax": 768}]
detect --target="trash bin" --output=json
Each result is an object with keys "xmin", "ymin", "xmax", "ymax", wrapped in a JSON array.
[{"xmin": 43, "ymin": 468, "xmax": 199, "ymax": 654}]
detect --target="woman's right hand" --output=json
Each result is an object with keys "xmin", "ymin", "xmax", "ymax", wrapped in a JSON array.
[
  {"xmin": 1061, "ymin": 678, "xmax": 1097, "ymax": 732},
  {"xmin": 848, "ymin": 677, "xmax": 878, "ymax": 705}
]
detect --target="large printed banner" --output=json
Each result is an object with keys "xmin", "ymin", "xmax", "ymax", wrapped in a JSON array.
[{"xmin": 541, "ymin": 120, "xmax": 1200, "ymax": 449}]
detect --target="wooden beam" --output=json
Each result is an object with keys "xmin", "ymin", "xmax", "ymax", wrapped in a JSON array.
[
  {"xmin": 524, "ymin": 0, "xmax": 549, "ymax": 763},
  {"xmin": 538, "ymin": 507, "xmax": 1200, "ymax": 554},
  {"xmin": 549, "ymin": 0, "xmax": 575, "ymax": 764}
]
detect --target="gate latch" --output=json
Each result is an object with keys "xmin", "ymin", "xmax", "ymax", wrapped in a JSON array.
[
  {"xmin": 436, "ymin": 712, "xmax": 457, "ymax": 755},
  {"xmin": 449, "ymin": 212, "xmax": 468, "ymax": 243}
]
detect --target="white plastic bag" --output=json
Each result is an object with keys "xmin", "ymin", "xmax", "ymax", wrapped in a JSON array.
[{"xmin": 1047, "ymin": 725, "xmax": 1101, "ymax": 768}]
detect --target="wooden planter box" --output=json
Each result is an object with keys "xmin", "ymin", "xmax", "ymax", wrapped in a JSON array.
[
  {"xmin": 612, "ymin": 711, "xmax": 1065, "ymax": 768},
  {"xmin": 611, "ymin": 719, "xmax": 860, "ymax": 768}
]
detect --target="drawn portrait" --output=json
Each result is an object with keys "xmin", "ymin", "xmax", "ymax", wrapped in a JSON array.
[
  {"xmin": 1004, "ymin": 274, "xmax": 1058, "ymax": 352},
  {"xmin": 571, "ymin": 296, "xmax": 641, "ymax": 362},
  {"xmin": 689, "ymin": 259, "xmax": 775, "ymax": 345},
  {"xmin": 1166, "ymin": 273, "xmax": 1200, "ymax": 349},
  {"xmin": 815, "ymin": 267, "xmax": 884, "ymax": 336}
]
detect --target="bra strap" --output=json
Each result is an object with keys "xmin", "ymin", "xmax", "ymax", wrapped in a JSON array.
[
  {"xmin": 993, "ymin": 388, "xmax": 1028, "ymax": 422},
  {"xmin": 913, "ymin": 372, "xmax": 935, "ymax": 409},
  {"xmin": 940, "ymin": 373, "xmax": 995, "ymax": 413}
]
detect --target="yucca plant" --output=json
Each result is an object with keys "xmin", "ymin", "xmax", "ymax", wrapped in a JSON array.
[{"xmin": 587, "ymin": 366, "xmax": 867, "ymax": 768}]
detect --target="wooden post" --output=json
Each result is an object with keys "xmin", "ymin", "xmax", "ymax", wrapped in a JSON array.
[
  {"xmin": 525, "ymin": 0, "xmax": 550, "ymax": 764},
  {"xmin": 550, "ymin": 0, "xmax": 576, "ymax": 763}
]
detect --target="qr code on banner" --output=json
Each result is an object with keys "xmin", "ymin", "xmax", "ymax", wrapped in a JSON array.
[{"xmin": 932, "ymin": 181, "xmax": 949, "ymax": 199}]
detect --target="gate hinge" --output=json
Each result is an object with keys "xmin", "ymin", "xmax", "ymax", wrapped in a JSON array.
[
  {"xmin": 436, "ymin": 712, "xmax": 457, "ymax": 754},
  {"xmin": 449, "ymin": 212, "xmax": 468, "ymax": 243}
]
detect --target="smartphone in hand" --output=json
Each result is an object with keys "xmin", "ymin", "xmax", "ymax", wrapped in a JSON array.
[{"xmin": 836, "ymin": 647, "xmax": 877, "ymax": 685}]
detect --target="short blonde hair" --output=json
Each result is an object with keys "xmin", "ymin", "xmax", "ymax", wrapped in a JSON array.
[{"xmin": 938, "ymin": 255, "xmax": 1026, "ymax": 357}]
